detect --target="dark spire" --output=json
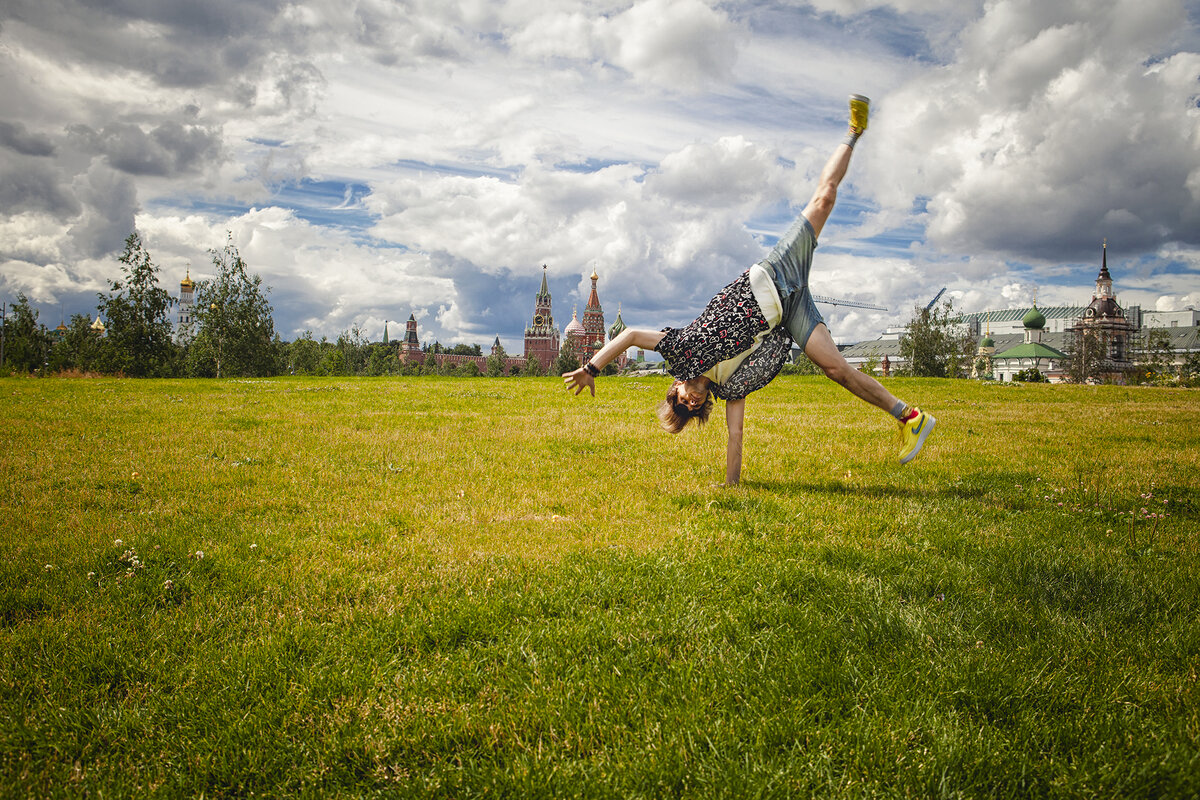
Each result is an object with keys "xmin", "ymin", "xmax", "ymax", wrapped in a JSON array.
[{"xmin": 1098, "ymin": 239, "xmax": 1112, "ymax": 282}]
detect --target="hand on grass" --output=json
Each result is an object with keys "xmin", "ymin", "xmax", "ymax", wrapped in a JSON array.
[{"xmin": 563, "ymin": 368, "xmax": 595, "ymax": 396}]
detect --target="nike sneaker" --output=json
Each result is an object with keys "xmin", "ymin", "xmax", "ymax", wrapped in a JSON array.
[{"xmin": 899, "ymin": 407, "xmax": 935, "ymax": 464}]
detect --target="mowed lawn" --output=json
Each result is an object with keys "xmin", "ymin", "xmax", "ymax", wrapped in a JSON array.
[{"xmin": 2, "ymin": 375, "xmax": 1198, "ymax": 798}]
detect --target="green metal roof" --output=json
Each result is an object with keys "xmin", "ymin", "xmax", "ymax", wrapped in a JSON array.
[
  {"xmin": 993, "ymin": 341, "xmax": 1068, "ymax": 360},
  {"xmin": 957, "ymin": 306, "xmax": 1086, "ymax": 324}
]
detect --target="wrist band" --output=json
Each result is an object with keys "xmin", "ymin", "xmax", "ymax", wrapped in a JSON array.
[{"xmin": 583, "ymin": 362, "xmax": 600, "ymax": 377}]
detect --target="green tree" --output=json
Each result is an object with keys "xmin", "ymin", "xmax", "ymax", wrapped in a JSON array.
[
  {"xmin": 318, "ymin": 347, "xmax": 347, "ymax": 376},
  {"xmin": 365, "ymin": 343, "xmax": 396, "ymax": 376},
  {"xmin": 486, "ymin": 342, "xmax": 508, "ymax": 377},
  {"xmin": 858, "ymin": 351, "xmax": 881, "ymax": 375},
  {"xmin": 1014, "ymin": 367, "xmax": 1046, "ymax": 383},
  {"xmin": 1065, "ymin": 327, "xmax": 1109, "ymax": 384},
  {"xmin": 1181, "ymin": 349, "xmax": 1200, "ymax": 387},
  {"xmin": 188, "ymin": 234, "xmax": 276, "ymax": 378},
  {"xmin": 287, "ymin": 331, "xmax": 322, "ymax": 375},
  {"xmin": 555, "ymin": 339, "xmax": 579, "ymax": 375},
  {"xmin": 524, "ymin": 352, "xmax": 543, "ymax": 377},
  {"xmin": 899, "ymin": 300, "xmax": 974, "ymax": 378},
  {"xmin": 96, "ymin": 232, "xmax": 178, "ymax": 377},
  {"xmin": 49, "ymin": 314, "xmax": 104, "ymax": 373},
  {"xmin": 972, "ymin": 355, "xmax": 994, "ymax": 380},
  {"xmin": 399, "ymin": 356, "xmax": 424, "ymax": 376},
  {"xmin": 781, "ymin": 353, "xmax": 822, "ymax": 376},
  {"xmin": 335, "ymin": 326, "xmax": 371, "ymax": 375},
  {"xmin": 1139, "ymin": 328, "xmax": 1176, "ymax": 385},
  {"xmin": 3, "ymin": 294, "xmax": 49, "ymax": 373}
]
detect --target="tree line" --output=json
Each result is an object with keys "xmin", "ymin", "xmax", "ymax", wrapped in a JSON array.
[
  {"xmin": 0, "ymin": 232, "xmax": 600, "ymax": 379},
  {"xmin": 5, "ymin": 236, "xmax": 1194, "ymax": 384}
]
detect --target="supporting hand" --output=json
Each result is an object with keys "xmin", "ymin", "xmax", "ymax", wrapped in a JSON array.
[{"xmin": 562, "ymin": 367, "xmax": 595, "ymax": 397}]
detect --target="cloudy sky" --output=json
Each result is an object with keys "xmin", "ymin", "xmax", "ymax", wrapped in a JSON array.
[{"xmin": 2, "ymin": 0, "xmax": 1198, "ymax": 351}]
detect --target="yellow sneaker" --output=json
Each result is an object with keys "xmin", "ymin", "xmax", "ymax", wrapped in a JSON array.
[
  {"xmin": 898, "ymin": 407, "xmax": 935, "ymax": 464},
  {"xmin": 849, "ymin": 94, "xmax": 870, "ymax": 132}
]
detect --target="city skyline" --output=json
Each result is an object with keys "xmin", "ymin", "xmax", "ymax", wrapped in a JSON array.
[{"xmin": 2, "ymin": 0, "xmax": 1198, "ymax": 352}]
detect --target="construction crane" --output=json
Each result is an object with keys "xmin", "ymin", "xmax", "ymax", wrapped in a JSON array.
[
  {"xmin": 812, "ymin": 295, "xmax": 887, "ymax": 312},
  {"xmin": 925, "ymin": 287, "xmax": 947, "ymax": 310}
]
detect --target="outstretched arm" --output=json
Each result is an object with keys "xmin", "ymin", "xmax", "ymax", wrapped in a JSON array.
[
  {"xmin": 563, "ymin": 328, "xmax": 665, "ymax": 396},
  {"xmin": 724, "ymin": 397, "xmax": 745, "ymax": 486}
]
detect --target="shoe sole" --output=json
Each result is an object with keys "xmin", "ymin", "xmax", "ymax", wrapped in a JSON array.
[
  {"xmin": 900, "ymin": 414, "xmax": 936, "ymax": 465},
  {"xmin": 849, "ymin": 94, "xmax": 870, "ymax": 130}
]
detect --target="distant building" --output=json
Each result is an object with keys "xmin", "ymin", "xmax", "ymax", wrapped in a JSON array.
[
  {"xmin": 841, "ymin": 241, "xmax": 1196, "ymax": 381},
  {"xmin": 608, "ymin": 303, "xmax": 630, "ymax": 371},
  {"xmin": 992, "ymin": 305, "xmax": 1069, "ymax": 382},
  {"xmin": 177, "ymin": 269, "xmax": 195, "ymax": 339},
  {"xmin": 970, "ymin": 315, "xmax": 995, "ymax": 380},
  {"xmin": 1064, "ymin": 240, "xmax": 1136, "ymax": 379},
  {"xmin": 523, "ymin": 265, "xmax": 561, "ymax": 372},
  {"xmin": 402, "ymin": 314, "xmax": 421, "ymax": 362},
  {"xmin": 580, "ymin": 269, "xmax": 606, "ymax": 364},
  {"xmin": 957, "ymin": 304, "xmax": 1086, "ymax": 336},
  {"xmin": 1138, "ymin": 308, "xmax": 1200, "ymax": 329},
  {"xmin": 564, "ymin": 305, "xmax": 586, "ymax": 359},
  {"xmin": 396, "ymin": 314, "xmax": 525, "ymax": 374},
  {"xmin": 306, "ymin": 262, "xmax": 628, "ymax": 375}
]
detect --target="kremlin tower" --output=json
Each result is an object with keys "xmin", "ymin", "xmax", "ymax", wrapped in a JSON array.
[
  {"xmin": 523, "ymin": 265, "xmax": 561, "ymax": 372},
  {"xmin": 580, "ymin": 269, "xmax": 606, "ymax": 364},
  {"xmin": 402, "ymin": 314, "xmax": 421, "ymax": 362}
]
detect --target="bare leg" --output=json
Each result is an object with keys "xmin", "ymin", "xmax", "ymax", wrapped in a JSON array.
[
  {"xmin": 804, "ymin": 324, "xmax": 900, "ymax": 414},
  {"xmin": 801, "ymin": 143, "xmax": 855, "ymax": 239}
]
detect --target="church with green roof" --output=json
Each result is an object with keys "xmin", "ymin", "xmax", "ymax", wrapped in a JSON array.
[
  {"xmin": 840, "ymin": 241, "xmax": 1180, "ymax": 382},
  {"xmin": 990, "ymin": 305, "xmax": 1070, "ymax": 381}
]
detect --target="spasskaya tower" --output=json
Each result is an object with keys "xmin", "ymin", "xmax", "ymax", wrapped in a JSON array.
[{"xmin": 523, "ymin": 264, "xmax": 560, "ymax": 372}]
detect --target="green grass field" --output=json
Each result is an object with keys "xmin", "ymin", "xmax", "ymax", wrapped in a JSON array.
[{"xmin": 2, "ymin": 375, "xmax": 1198, "ymax": 798}]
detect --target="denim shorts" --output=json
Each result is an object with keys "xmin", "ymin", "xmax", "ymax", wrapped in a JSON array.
[{"xmin": 756, "ymin": 214, "xmax": 825, "ymax": 350}]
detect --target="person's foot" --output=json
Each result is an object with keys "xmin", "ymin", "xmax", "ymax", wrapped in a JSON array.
[
  {"xmin": 898, "ymin": 408, "xmax": 935, "ymax": 464},
  {"xmin": 849, "ymin": 94, "xmax": 870, "ymax": 133}
]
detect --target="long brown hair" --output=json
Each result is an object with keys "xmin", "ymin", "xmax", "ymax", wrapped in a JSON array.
[{"xmin": 657, "ymin": 381, "xmax": 712, "ymax": 434}]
